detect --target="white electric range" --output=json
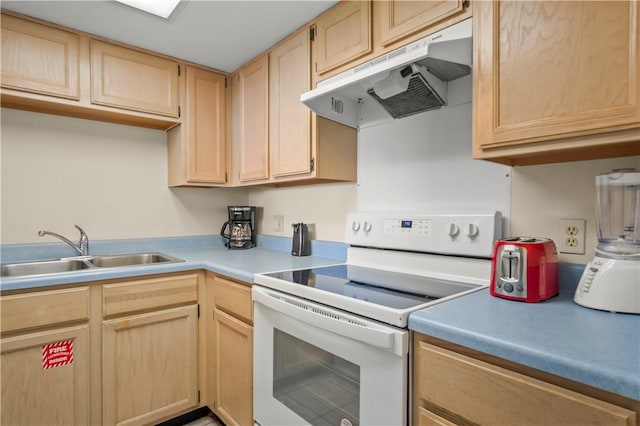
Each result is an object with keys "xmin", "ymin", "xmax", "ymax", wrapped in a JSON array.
[{"xmin": 253, "ymin": 211, "xmax": 502, "ymax": 426}]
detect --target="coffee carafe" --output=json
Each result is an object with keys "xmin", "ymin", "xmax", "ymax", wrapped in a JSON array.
[{"xmin": 221, "ymin": 206, "xmax": 256, "ymax": 249}]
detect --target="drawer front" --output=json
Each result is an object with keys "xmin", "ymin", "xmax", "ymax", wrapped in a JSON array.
[
  {"xmin": 416, "ymin": 341, "xmax": 636, "ymax": 426},
  {"xmin": 103, "ymin": 273, "xmax": 198, "ymax": 317},
  {"xmin": 1, "ymin": 286, "xmax": 89, "ymax": 333},
  {"xmin": 213, "ymin": 276, "xmax": 252, "ymax": 323}
]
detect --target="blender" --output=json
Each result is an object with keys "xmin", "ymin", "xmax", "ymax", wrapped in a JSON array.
[{"xmin": 574, "ymin": 169, "xmax": 640, "ymax": 314}]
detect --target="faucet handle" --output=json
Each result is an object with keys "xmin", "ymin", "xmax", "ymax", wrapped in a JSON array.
[{"xmin": 74, "ymin": 225, "xmax": 89, "ymax": 255}]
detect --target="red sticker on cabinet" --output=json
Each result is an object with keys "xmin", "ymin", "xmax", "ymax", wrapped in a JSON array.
[{"xmin": 42, "ymin": 340, "xmax": 73, "ymax": 369}]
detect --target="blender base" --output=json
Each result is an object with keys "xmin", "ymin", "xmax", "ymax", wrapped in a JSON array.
[{"xmin": 574, "ymin": 256, "xmax": 640, "ymax": 314}]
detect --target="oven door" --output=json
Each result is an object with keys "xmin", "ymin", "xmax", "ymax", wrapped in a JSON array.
[{"xmin": 253, "ymin": 286, "xmax": 408, "ymax": 426}]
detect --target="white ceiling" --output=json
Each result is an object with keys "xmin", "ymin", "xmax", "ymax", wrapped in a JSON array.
[{"xmin": 1, "ymin": 0, "xmax": 340, "ymax": 73}]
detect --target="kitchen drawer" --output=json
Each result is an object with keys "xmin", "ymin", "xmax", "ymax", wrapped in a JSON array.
[
  {"xmin": 1, "ymin": 286, "xmax": 89, "ymax": 333},
  {"xmin": 213, "ymin": 276, "xmax": 252, "ymax": 323},
  {"xmin": 415, "ymin": 341, "xmax": 636, "ymax": 426},
  {"xmin": 102, "ymin": 273, "xmax": 198, "ymax": 317}
]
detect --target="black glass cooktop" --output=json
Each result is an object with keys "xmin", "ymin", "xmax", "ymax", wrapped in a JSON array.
[{"xmin": 263, "ymin": 264, "xmax": 474, "ymax": 310}]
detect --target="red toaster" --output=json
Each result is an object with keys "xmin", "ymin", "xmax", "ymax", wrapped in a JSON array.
[{"xmin": 490, "ymin": 237, "xmax": 559, "ymax": 302}]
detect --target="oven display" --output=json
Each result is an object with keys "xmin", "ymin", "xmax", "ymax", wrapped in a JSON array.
[{"xmin": 401, "ymin": 220, "xmax": 412, "ymax": 228}]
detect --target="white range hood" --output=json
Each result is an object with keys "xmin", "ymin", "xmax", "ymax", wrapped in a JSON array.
[{"xmin": 300, "ymin": 18, "xmax": 472, "ymax": 129}]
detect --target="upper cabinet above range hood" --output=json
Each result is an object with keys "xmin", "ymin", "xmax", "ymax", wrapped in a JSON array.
[{"xmin": 301, "ymin": 18, "xmax": 472, "ymax": 129}]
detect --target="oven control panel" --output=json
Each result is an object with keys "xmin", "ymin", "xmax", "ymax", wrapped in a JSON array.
[{"xmin": 346, "ymin": 212, "xmax": 503, "ymax": 258}]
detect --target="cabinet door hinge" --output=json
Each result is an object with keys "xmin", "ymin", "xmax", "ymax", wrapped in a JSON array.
[
  {"xmin": 310, "ymin": 25, "xmax": 316, "ymax": 42},
  {"xmin": 178, "ymin": 106, "xmax": 181, "ymax": 118},
  {"xmin": 463, "ymin": 0, "xmax": 470, "ymax": 8},
  {"xmin": 178, "ymin": 64, "xmax": 181, "ymax": 76},
  {"xmin": 310, "ymin": 158, "xmax": 315, "ymax": 172},
  {"xmin": 197, "ymin": 390, "xmax": 200, "ymax": 404},
  {"xmin": 225, "ymin": 77, "xmax": 228, "ymax": 88},
  {"xmin": 197, "ymin": 304, "xmax": 200, "ymax": 318},
  {"xmin": 225, "ymin": 172, "xmax": 228, "ymax": 183}
]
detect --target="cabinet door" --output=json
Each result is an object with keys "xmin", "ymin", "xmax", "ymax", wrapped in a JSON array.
[
  {"xmin": 236, "ymin": 55, "xmax": 269, "ymax": 182},
  {"xmin": 378, "ymin": 0, "xmax": 466, "ymax": 47},
  {"xmin": 1, "ymin": 14, "xmax": 79, "ymax": 99},
  {"xmin": 474, "ymin": 1, "xmax": 640, "ymax": 150},
  {"xmin": 314, "ymin": 1, "xmax": 372, "ymax": 75},
  {"xmin": 102, "ymin": 305, "xmax": 198, "ymax": 426},
  {"xmin": 185, "ymin": 66, "xmax": 227, "ymax": 184},
  {"xmin": 214, "ymin": 308, "xmax": 253, "ymax": 426},
  {"xmin": 90, "ymin": 40, "xmax": 180, "ymax": 117},
  {"xmin": 1, "ymin": 325, "xmax": 90, "ymax": 426},
  {"xmin": 270, "ymin": 28, "xmax": 312, "ymax": 177}
]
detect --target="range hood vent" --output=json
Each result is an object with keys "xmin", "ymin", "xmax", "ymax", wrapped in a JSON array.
[{"xmin": 300, "ymin": 18, "xmax": 472, "ymax": 129}]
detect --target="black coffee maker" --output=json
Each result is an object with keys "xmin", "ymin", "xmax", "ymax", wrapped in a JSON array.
[{"xmin": 220, "ymin": 206, "xmax": 256, "ymax": 249}]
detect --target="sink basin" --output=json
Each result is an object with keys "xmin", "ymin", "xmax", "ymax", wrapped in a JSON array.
[
  {"xmin": 1, "ymin": 258, "xmax": 91, "ymax": 277},
  {"xmin": 88, "ymin": 253, "xmax": 183, "ymax": 268},
  {"xmin": 1, "ymin": 252, "xmax": 184, "ymax": 278}
]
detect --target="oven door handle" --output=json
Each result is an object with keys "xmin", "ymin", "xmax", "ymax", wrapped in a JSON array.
[{"xmin": 253, "ymin": 287, "xmax": 397, "ymax": 352}]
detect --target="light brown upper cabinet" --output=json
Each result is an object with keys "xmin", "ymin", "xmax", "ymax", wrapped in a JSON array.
[
  {"xmin": 90, "ymin": 40, "xmax": 180, "ymax": 118},
  {"xmin": 377, "ymin": 0, "xmax": 467, "ymax": 47},
  {"xmin": 230, "ymin": 28, "xmax": 356, "ymax": 187},
  {"xmin": 1, "ymin": 14, "xmax": 79, "ymax": 99},
  {"xmin": 473, "ymin": 1, "xmax": 640, "ymax": 165},
  {"xmin": 169, "ymin": 66, "xmax": 227, "ymax": 187},
  {"xmin": 270, "ymin": 28, "xmax": 313, "ymax": 178},
  {"xmin": 313, "ymin": 0, "xmax": 372, "ymax": 75},
  {"xmin": 233, "ymin": 54, "xmax": 270, "ymax": 183}
]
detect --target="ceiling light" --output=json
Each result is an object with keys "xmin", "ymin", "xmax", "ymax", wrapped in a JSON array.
[{"xmin": 114, "ymin": 0, "xmax": 181, "ymax": 19}]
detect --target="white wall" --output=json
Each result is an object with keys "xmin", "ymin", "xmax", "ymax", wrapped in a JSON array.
[
  {"xmin": 2, "ymin": 108, "xmax": 639, "ymax": 267},
  {"xmin": 1, "ymin": 108, "xmax": 248, "ymax": 243},
  {"xmin": 249, "ymin": 182, "xmax": 357, "ymax": 241}
]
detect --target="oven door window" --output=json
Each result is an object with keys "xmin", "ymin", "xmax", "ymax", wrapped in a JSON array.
[{"xmin": 273, "ymin": 329, "xmax": 360, "ymax": 426}]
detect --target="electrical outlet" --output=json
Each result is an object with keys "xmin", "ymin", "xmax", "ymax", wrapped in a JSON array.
[
  {"xmin": 559, "ymin": 218, "xmax": 586, "ymax": 254},
  {"xmin": 273, "ymin": 215, "xmax": 284, "ymax": 232}
]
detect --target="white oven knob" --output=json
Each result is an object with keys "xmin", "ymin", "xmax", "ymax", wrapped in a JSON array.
[
  {"xmin": 352, "ymin": 221, "xmax": 361, "ymax": 232},
  {"xmin": 447, "ymin": 222, "xmax": 459, "ymax": 238},
  {"xmin": 363, "ymin": 221, "xmax": 372, "ymax": 232},
  {"xmin": 466, "ymin": 223, "xmax": 479, "ymax": 239}
]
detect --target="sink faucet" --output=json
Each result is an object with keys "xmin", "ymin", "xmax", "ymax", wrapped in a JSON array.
[{"xmin": 38, "ymin": 225, "xmax": 89, "ymax": 256}]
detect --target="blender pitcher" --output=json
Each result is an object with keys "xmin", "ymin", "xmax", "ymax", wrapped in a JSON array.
[{"xmin": 574, "ymin": 169, "xmax": 640, "ymax": 314}]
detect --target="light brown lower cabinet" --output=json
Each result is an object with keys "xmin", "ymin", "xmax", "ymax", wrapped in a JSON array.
[
  {"xmin": 0, "ymin": 271, "xmax": 259, "ymax": 426},
  {"xmin": 212, "ymin": 275, "xmax": 254, "ymax": 426},
  {"xmin": 413, "ymin": 333, "xmax": 639, "ymax": 426},
  {"xmin": 0, "ymin": 286, "xmax": 91, "ymax": 426},
  {"xmin": 1, "ymin": 325, "xmax": 90, "ymax": 426},
  {"xmin": 102, "ymin": 305, "xmax": 199, "ymax": 426},
  {"xmin": 101, "ymin": 273, "xmax": 200, "ymax": 426}
]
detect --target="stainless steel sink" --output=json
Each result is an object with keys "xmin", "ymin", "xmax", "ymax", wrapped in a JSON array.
[
  {"xmin": 87, "ymin": 253, "xmax": 183, "ymax": 268},
  {"xmin": 1, "ymin": 252, "xmax": 184, "ymax": 278},
  {"xmin": 1, "ymin": 258, "xmax": 92, "ymax": 277}
]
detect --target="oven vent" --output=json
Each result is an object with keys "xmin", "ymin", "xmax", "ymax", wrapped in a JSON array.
[{"xmin": 266, "ymin": 291, "xmax": 369, "ymax": 328}]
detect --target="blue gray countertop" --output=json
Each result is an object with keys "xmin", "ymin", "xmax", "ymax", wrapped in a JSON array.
[
  {"xmin": 2, "ymin": 235, "xmax": 638, "ymax": 401},
  {"xmin": 409, "ymin": 264, "xmax": 640, "ymax": 401},
  {"xmin": 0, "ymin": 235, "xmax": 346, "ymax": 291}
]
